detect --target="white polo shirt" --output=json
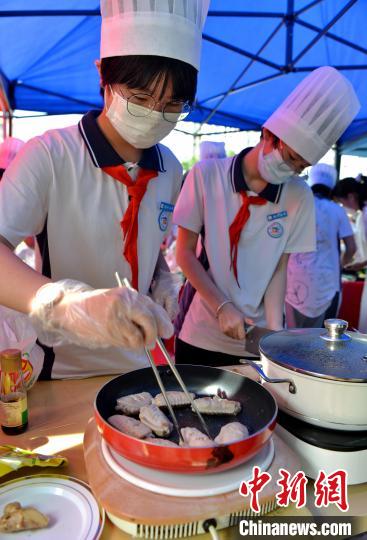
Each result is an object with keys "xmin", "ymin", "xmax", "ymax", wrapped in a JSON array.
[
  {"xmin": 286, "ymin": 195, "xmax": 353, "ymax": 318},
  {"xmin": 353, "ymin": 207, "xmax": 367, "ymax": 263},
  {"xmin": 0, "ymin": 111, "xmax": 182, "ymax": 378},
  {"xmin": 173, "ymin": 148, "xmax": 315, "ymax": 356}
]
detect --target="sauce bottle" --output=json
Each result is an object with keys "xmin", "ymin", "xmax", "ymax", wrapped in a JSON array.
[{"xmin": 0, "ymin": 348, "xmax": 28, "ymax": 435}]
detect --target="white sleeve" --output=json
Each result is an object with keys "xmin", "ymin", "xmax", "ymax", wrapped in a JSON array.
[
  {"xmin": 0, "ymin": 137, "xmax": 51, "ymax": 247},
  {"xmin": 172, "ymin": 164, "xmax": 204, "ymax": 234},
  {"xmin": 337, "ymin": 204, "xmax": 354, "ymax": 238},
  {"xmin": 363, "ymin": 206, "xmax": 367, "ymax": 237},
  {"xmin": 284, "ymin": 186, "xmax": 316, "ymax": 253},
  {"xmin": 158, "ymin": 145, "xmax": 183, "ymax": 240},
  {"xmin": 171, "ymin": 164, "xmax": 183, "ymax": 206}
]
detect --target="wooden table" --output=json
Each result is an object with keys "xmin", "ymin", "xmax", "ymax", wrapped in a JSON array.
[{"xmin": 1, "ymin": 369, "xmax": 367, "ymax": 539}]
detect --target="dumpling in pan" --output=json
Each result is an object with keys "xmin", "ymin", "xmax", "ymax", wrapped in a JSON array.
[
  {"xmin": 180, "ymin": 427, "xmax": 216, "ymax": 448},
  {"xmin": 115, "ymin": 392, "xmax": 153, "ymax": 415},
  {"xmin": 139, "ymin": 404, "xmax": 173, "ymax": 437},
  {"xmin": 192, "ymin": 395, "xmax": 241, "ymax": 415},
  {"xmin": 145, "ymin": 437, "xmax": 179, "ymax": 447},
  {"xmin": 153, "ymin": 391, "xmax": 196, "ymax": 408},
  {"xmin": 214, "ymin": 422, "xmax": 249, "ymax": 445},
  {"xmin": 108, "ymin": 414, "xmax": 152, "ymax": 439}
]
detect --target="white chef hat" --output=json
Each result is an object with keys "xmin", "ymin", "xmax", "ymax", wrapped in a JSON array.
[
  {"xmin": 264, "ymin": 66, "xmax": 360, "ymax": 165},
  {"xmin": 100, "ymin": 0, "xmax": 210, "ymax": 70},
  {"xmin": 308, "ymin": 163, "xmax": 337, "ymax": 189},
  {"xmin": 199, "ymin": 141, "xmax": 226, "ymax": 160},
  {"xmin": 0, "ymin": 137, "xmax": 24, "ymax": 170}
]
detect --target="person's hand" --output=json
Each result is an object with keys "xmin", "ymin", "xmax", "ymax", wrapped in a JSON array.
[
  {"xmin": 344, "ymin": 261, "xmax": 366, "ymax": 272},
  {"xmin": 30, "ymin": 280, "xmax": 173, "ymax": 350},
  {"xmin": 151, "ymin": 270, "xmax": 182, "ymax": 320},
  {"xmin": 217, "ymin": 302, "xmax": 246, "ymax": 340}
]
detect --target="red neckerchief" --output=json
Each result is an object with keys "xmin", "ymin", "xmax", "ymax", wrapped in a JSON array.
[
  {"xmin": 229, "ymin": 191, "xmax": 267, "ymax": 284},
  {"xmin": 102, "ymin": 165, "xmax": 158, "ymax": 290}
]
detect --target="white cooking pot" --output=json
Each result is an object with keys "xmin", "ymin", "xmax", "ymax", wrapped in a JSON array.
[{"xmin": 242, "ymin": 319, "xmax": 367, "ymax": 431}]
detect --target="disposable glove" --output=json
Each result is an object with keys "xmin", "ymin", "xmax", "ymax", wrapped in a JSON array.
[
  {"xmin": 151, "ymin": 270, "xmax": 182, "ymax": 320},
  {"xmin": 30, "ymin": 279, "xmax": 173, "ymax": 350}
]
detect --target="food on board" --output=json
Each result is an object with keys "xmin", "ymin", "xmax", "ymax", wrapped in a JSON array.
[
  {"xmin": 214, "ymin": 422, "xmax": 249, "ymax": 444},
  {"xmin": 115, "ymin": 392, "xmax": 153, "ymax": 415},
  {"xmin": 139, "ymin": 404, "xmax": 173, "ymax": 437},
  {"xmin": 153, "ymin": 391, "xmax": 196, "ymax": 408},
  {"xmin": 0, "ymin": 501, "xmax": 49, "ymax": 533},
  {"xmin": 180, "ymin": 427, "xmax": 217, "ymax": 447},
  {"xmin": 191, "ymin": 395, "xmax": 241, "ymax": 415},
  {"xmin": 108, "ymin": 414, "xmax": 152, "ymax": 438}
]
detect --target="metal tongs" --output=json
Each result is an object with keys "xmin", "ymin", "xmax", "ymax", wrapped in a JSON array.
[{"xmin": 115, "ymin": 273, "xmax": 213, "ymax": 444}]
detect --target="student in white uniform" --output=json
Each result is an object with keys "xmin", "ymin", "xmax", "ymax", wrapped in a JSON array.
[
  {"xmin": 334, "ymin": 177, "xmax": 367, "ymax": 332},
  {"xmin": 174, "ymin": 67, "xmax": 360, "ymax": 365},
  {"xmin": 0, "ymin": 137, "xmax": 39, "ymax": 269},
  {"xmin": 286, "ymin": 164, "xmax": 356, "ymax": 328},
  {"xmin": 333, "ymin": 177, "xmax": 367, "ymax": 268},
  {"xmin": 0, "ymin": 137, "xmax": 24, "ymax": 181},
  {"xmin": 0, "ymin": 0, "xmax": 209, "ymax": 379}
]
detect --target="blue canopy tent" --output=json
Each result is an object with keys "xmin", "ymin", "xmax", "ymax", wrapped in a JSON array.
[{"xmin": 0, "ymin": 0, "xmax": 367, "ymax": 156}]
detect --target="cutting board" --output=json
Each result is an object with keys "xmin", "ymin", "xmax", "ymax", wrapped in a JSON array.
[{"xmin": 83, "ymin": 419, "xmax": 301, "ymax": 525}]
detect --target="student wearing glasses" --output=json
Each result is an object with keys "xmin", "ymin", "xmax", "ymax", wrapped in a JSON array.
[
  {"xmin": 174, "ymin": 67, "xmax": 360, "ymax": 366},
  {"xmin": 0, "ymin": 0, "xmax": 209, "ymax": 379}
]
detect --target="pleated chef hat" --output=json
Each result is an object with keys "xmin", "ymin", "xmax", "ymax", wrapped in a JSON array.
[
  {"xmin": 264, "ymin": 66, "xmax": 360, "ymax": 165},
  {"xmin": 199, "ymin": 141, "xmax": 226, "ymax": 160},
  {"xmin": 100, "ymin": 0, "xmax": 210, "ymax": 70},
  {"xmin": 0, "ymin": 137, "xmax": 24, "ymax": 170},
  {"xmin": 308, "ymin": 163, "xmax": 338, "ymax": 190}
]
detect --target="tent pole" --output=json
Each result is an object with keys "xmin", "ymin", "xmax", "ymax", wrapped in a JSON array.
[
  {"xmin": 202, "ymin": 34, "xmax": 282, "ymax": 71},
  {"xmin": 285, "ymin": 0, "xmax": 295, "ymax": 70},
  {"xmin": 0, "ymin": 74, "xmax": 11, "ymax": 141},
  {"xmin": 193, "ymin": 134, "xmax": 199, "ymax": 160},
  {"xmin": 16, "ymin": 82, "xmax": 101, "ymax": 110},
  {"xmin": 295, "ymin": 18, "xmax": 367, "ymax": 56},
  {"xmin": 196, "ymin": 21, "xmax": 284, "ymax": 134},
  {"xmin": 295, "ymin": 0, "xmax": 324, "ymax": 17},
  {"xmin": 200, "ymin": 71, "xmax": 285, "ymax": 106},
  {"xmin": 8, "ymin": 112, "xmax": 13, "ymax": 137},
  {"xmin": 292, "ymin": 0, "xmax": 358, "ymax": 65},
  {"xmin": 335, "ymin": 143, "xmax": 342, "ymax": 179}
]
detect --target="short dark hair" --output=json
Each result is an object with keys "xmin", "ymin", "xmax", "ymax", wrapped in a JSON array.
[
  {"xmin": 333, "ymin": 177, "xmax": 359, "ymax": 198},
  {"xmin": 260, "ymin": 128, "xmax": 280, "ymax": 147},
  {"xmin": 100, "ymin": 55, "xmax": 198, "ymax": 104},
  {"xmin": 332, "ymin": 177, "xmax": 367, "ymax": 209},
  {"xmin": 311, "ymin": 184, "xmax": 332, "ymax": 199}
]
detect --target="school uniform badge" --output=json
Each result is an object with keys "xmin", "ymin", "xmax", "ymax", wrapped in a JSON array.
[
  {"xmin": 158, "ymin": 201, "xmax": 174, "ymax": 231},
  {"xmin": 267, "ymin": 221, "xmax": 283, "ymax": 238}
]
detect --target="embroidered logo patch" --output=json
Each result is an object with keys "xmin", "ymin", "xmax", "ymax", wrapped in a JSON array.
[
  {"xmin": 267, "ymin": 210, "xmax": 288, "ymax": 222},
  {"xmin": 267, "ymin": 221, "xmax": 284, "ymax": 238},
  {"xmin": 158, "ymin": 201, "xmax": 174, "ymax": 232}
]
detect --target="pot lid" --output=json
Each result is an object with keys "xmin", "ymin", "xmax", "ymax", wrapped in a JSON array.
[{"xmin": 259, "ymin": 320, "xmax": 367, "ymax": 382}]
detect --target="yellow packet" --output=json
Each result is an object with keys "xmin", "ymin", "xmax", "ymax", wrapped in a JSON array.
[{"xmin": 0, "ymin": 445, "xmax": 68, "ymax": 477}]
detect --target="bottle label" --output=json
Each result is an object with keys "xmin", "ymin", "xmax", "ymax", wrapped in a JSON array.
[{"xmin": 1, "ymin": 396, "xmax": 28, "ymax": 428}]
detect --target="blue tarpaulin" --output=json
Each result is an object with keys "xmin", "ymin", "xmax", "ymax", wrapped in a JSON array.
[{"xmin": 0, "ymin": 0, "xmax": 366, "ymax": 152}]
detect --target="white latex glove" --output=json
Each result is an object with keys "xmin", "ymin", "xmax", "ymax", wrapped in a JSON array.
[
  {"xmin": 151, "ymin": 270, "xmax": 182, "ymax": 320},
  {"xmin": 30, "ymin": 280, "xmax": 173, "ymax": 350}
]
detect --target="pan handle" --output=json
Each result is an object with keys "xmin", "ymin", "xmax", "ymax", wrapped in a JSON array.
[{"xmin": 240, "ymin": 359, "xmax": 296, "ymax": 394}]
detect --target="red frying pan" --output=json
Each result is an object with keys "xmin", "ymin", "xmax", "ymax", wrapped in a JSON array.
[{"xmin": 94, "ymin": 364, "xmax": 277, "ymax": 474}]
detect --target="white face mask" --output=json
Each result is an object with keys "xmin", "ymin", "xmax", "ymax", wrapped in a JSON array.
[
  {"xmin": 257, "ymin": 146, "xmax": 295, "ymax": 185},
  {"xmin": 106, "ymin": 90, "xmax": 180, "ymax": 149}
]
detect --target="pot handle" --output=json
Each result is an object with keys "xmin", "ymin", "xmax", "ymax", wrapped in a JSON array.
[{"xmin": 240, "ymin": 359, "xmax": 296, "ymax": 394}]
